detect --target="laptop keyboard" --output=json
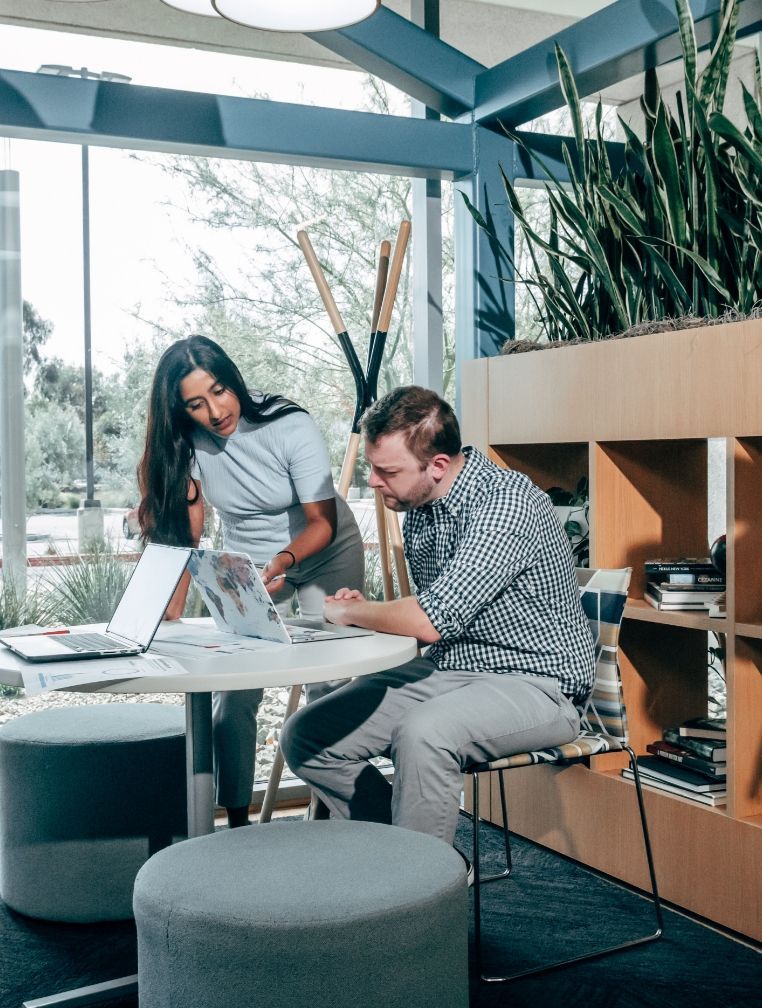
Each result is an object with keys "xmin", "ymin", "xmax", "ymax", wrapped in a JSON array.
[{"xmin": 57, "ymin": 633, "xmax": 130, "ymax": 653}]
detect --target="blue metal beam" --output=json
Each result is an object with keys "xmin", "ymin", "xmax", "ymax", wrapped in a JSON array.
[
  {"xmin": 454, "ymin": 127, "xmax": 517, "ymax": 364},
  {"xmin": 473, "ymin": 0, "xmax": 762, "ymax": 128},
  {"xmin": 512, "ymin": 131, "xmax": 626, "ymax": 185},
  {"xmin": 309, "ymin": 5, "xmax": 484, "ymax": 119},
  {"xmin": 0, "ymin": 68, "xmax": 473, "ymax": 179}
]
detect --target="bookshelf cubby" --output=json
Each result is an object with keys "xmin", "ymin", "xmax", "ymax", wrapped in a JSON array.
[{"xmin": 461, "ymin": 320, "xmax": 762, "ymax": 941}]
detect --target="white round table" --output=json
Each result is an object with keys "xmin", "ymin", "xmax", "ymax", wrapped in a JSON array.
[{"xmin": 1, "ymin": 619, "xmax": 417, "ymax": 837}]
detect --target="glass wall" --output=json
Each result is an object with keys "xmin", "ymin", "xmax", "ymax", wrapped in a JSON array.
[{"xmin": 0, "ymin": 27, "xmax": 459, "ymax": 797}]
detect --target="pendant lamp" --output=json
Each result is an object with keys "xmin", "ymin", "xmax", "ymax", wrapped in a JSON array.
[
  {"xmin": 160, "ymin": 0, "xmax": 221, "ymax": 15},
  {"xmin": 160, "ymin": 1, "xmax": 379, "ymax": 31}
]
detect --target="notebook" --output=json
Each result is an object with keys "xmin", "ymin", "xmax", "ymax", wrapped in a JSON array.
[
  {"xmin": 0, "ymin": 544, "xmax": 190, "ymax": 663},
  {"xmin": 186, "ymin": 548, "xmax": 372, "ymax": 644}
]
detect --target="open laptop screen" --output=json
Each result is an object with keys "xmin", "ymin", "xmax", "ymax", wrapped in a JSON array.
[{"xmin": 107, "ymin": 543, "xmax": 190, "ymax": 647}]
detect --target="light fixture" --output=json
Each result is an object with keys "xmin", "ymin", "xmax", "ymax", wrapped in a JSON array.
[
  {"xmin": 37, "ymin": 64, "xmax": 132, "ymax": 84},
  {"xmin": 160, "ymin": 1, "xmax": 379, "ymax": 32},
  {"xmin": 160, "ymin": 0, "xmax": 221, "ymax": 16}
]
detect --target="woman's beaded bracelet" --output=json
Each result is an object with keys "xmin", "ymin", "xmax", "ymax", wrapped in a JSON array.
[{"xmin": 276, "ymin": 549, "xmax": 297, "ymax": 569}]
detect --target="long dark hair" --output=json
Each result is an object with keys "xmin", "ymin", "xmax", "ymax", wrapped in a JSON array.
[{"xmin": 137, "ymin": 336, "xmax": 304, "ymax": 546}]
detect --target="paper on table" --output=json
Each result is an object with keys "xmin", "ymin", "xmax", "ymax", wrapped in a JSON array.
[
  {"xmin": 21, "ymin": 653, "xmax": 188, "ymax": 696},
  {"xmin": 152, "ymin": 623, "xmax": 283, "ymax": 654}
]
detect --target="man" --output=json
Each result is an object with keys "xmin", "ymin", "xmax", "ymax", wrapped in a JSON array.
[{"xmin": 280, "ymin": 386, "xmax": 594, "ymax": 848}]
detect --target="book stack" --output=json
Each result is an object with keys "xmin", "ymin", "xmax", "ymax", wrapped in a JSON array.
[
  {"xmin": 623, "ymin": 717, "xmax": 727, "ymax": 806},
  {"xmin": 643, "ymin": 558, "xmax": 725, "ymax": 612}
]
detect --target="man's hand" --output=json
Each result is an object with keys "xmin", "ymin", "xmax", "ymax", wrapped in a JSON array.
[
  {"xmin": 324, "ymin": 589, "xmax": 440, "ymax": 643},
  {"xmin": 324, "ymin": 588, "xmax": 366, "ymax": 625}
]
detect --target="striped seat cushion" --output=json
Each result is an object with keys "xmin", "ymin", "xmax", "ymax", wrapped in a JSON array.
[{"xmin": 467, "ymin": 729, "xmax": 623, "ymax": 773}]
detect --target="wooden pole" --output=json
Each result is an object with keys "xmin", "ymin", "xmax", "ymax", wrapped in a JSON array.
[
  {"xmin": 374, "ymin": 489, "xmax": 395, "ymax": 600},
  {"xmin": 258, "ymin": 681, "xmax": 302, "ymax": 823},
  {"xmin": 337, "ymin": 432, "xmax": 361, "ymax": 500},
  {"xmin": 385, "ymin": 508, "xmax": 411, "ymax": 598}
]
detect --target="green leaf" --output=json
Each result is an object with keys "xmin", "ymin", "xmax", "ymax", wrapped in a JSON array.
[
  {"xmin": 731, "ymin": 164, "xmax": 762, "ymax": 210},
  {"xmin": 689, "ymin": 85, "xmax": 721, "ymax": 268},
  {"xmin": 716, "ymin": 207, "xmax": 746, "ymax": 239},
  {"xmin": 652, "ymin": 101, "xmax": 687, "ymax": 247},
  {"xmin": 709, "ymin": 112, "xmax": 762, "ymax": 175},
  {"xmin": 699, "ymin": 0, "xmax": 738, "ymax": 111},
  {"xmin": 640, "ymin": 241, "xmax": 692, "ymax": 314},
  {"xmin": 459, "ymin": 190, "xmax": 490, "ymax": 232},
  {"xmin": 675, "ymin": 0, "xmax": 698, "ymax": 99},
  {"xmin": 741, "ymin": 83, "xmax": 762, "ymax": 144},
  {"xmin": 597, "ymin": 185, "xmax": 646, "ymax": 234},
  {"xmin": 673, "ymin": 244, "xmax": 733, "ymax": 301},
  {"xmin": 555, "ymin": 44, "xmax": 587, "ymax": 181},
  {"xmin": 460, "ymin": 189, "xmax": 516, "ymax": 265},
  {"xmin": 643, "ymin": 67, "xmax": 660, "ymax": 130}
]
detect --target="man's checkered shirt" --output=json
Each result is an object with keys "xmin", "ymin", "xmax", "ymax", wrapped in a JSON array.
[{"xmin": 405, "ymin": 447, "xmax": 595, "ymax": 702}]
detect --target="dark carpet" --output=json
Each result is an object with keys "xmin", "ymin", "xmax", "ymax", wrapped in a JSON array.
[{"xmin": 1, "ymin": 815, "xmax": 759, "ymax": 1008}]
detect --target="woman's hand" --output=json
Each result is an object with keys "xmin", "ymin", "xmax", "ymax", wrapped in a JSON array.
[
  {"xmin": 260, "ymin": 555, "xmax": 290, "ymax": 595},
  {"xmin": 162, "ymin": 600, "xmax": 184, "ymax": 621}
]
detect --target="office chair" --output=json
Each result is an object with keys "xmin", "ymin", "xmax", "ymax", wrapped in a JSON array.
[{"xmin": 464, "ymin": 567, "xmax": 663, "ymax": 982}]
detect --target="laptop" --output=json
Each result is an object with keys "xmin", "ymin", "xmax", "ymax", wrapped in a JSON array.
[
  {"xmin": 186, "ymin": 547, "xmax": 372, "ymax": 644},
  {"xmin": 0, "ymin": 543, "xmax": 190, "ymax": 663}
]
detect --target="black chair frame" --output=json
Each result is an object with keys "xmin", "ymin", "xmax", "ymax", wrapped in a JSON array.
[{"xmin": 468, "ymin": 748, "xmax": 664, "ymax": 983}]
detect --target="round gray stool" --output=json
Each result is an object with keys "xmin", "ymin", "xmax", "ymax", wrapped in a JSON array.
[
  {"xmin": 134, "ymin": 820, "xmax": 469, "ymax": 1008},
  {"xmin": 0, "ymin": 702, "xmax": 187, "ymax": 922}
]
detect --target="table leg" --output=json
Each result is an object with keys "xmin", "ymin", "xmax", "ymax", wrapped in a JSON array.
[{"xmin": 186, "ymin": 692, "xmax": 215, "ymax": 837}]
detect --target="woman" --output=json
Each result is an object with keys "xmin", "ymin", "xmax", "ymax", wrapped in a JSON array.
[{"xmin": 138, "ymin": 335, "xmax": 364, "ymax": 827}]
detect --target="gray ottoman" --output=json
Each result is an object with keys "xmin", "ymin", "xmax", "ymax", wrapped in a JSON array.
[
  {"xmin": 0, "ymin": 702, "xmax": 187, "ymax": 922},
  {"xmin": 134, "ymin": 820, "xmax": 469, "ymax": 1008}
]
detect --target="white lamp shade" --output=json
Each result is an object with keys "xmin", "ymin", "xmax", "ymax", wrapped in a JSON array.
[
  {"xmin": 160, "ymin": 1, "xmax": 221, "ymax": 16},
  {"xmin": 213, "ymin": 1, "xmax": 379, "ymax": 32}
]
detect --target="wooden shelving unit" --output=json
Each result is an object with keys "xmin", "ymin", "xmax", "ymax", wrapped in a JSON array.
[{"xmin": 461, "ymin": 320, "xmax": 762, "ymax": 941}]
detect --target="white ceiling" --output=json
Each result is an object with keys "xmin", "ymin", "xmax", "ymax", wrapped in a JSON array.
[
  {"xmin": 477, "ymin": 1, "xmax": 608, "ymax": 12},
  {"xmin": 0, "ymin": 2, "xmax": 755, "ymax": 109},
  {"xmin": 0, "ymin": 1, "xmax": 599, "ymax": 71}
]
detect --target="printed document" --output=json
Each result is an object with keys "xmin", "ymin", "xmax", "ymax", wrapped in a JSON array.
[{"xmin": 21, "ymin": 653, "xmax": 188, "ymax": 696}]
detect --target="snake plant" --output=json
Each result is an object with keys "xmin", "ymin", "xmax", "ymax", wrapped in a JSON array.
[{"xmin": 464, "ymin": 0, "xmax": 762, "ymax": 342}]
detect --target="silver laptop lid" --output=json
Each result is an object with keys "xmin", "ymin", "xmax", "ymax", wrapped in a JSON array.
[{"xmin": 107, "ymin": 543, "xmax": 190, "ymax": 647}]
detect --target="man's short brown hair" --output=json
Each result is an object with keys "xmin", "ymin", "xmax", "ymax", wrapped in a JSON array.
[{"xmin": 361, "ymin": 386, "xmax": 461, "ymax": 464}]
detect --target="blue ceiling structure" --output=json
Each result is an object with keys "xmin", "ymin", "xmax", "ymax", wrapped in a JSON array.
[{"xmin": 0, "ymin": 0, "xmax": 760, "ymax": 376}]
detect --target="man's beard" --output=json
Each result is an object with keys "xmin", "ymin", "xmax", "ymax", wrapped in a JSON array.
[{"xmin": 380, "ymin": 471, "xmax": 435, "ymax": 512}]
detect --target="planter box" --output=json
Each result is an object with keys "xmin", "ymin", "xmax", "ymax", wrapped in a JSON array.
[{"xmin": 464, "ymin": 318, "xmax": 762, "ymax": 445}]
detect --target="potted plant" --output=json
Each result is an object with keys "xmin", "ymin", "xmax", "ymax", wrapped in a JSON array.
[
  {"xmin": 547, "ymin": 477, "xmax": 589, "ymax": 567},
  {"xmin": 463, "ymin": 0, "xmax": 761, "ymax": 347}
]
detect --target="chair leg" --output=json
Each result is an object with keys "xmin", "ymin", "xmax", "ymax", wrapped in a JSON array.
[
  {"xmin": 476, "ymin": 754, "xmax": 664, "ymax": 983},
  {"xmin": 470, "ymin": 770, "xmax": 512, "ymax": 883},
  {"xmin": 624, "ymin": 744, "xmax": 665, "ymax": 938},
  {"xmin": 471, "ymin": 769, "xmax": 514, "ymax": 979},
  {"xmin": 472, "ymin": 771, "xmax": 482, "ymax": 956},
  {"xmin": 493, "ymin": 770, "xmax": 512, "ymax": 879}
]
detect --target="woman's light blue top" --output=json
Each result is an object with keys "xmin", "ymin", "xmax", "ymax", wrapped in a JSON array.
[{"xmin": 190, "ymin": 410, "xmax": 359, "ymax": 572}]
